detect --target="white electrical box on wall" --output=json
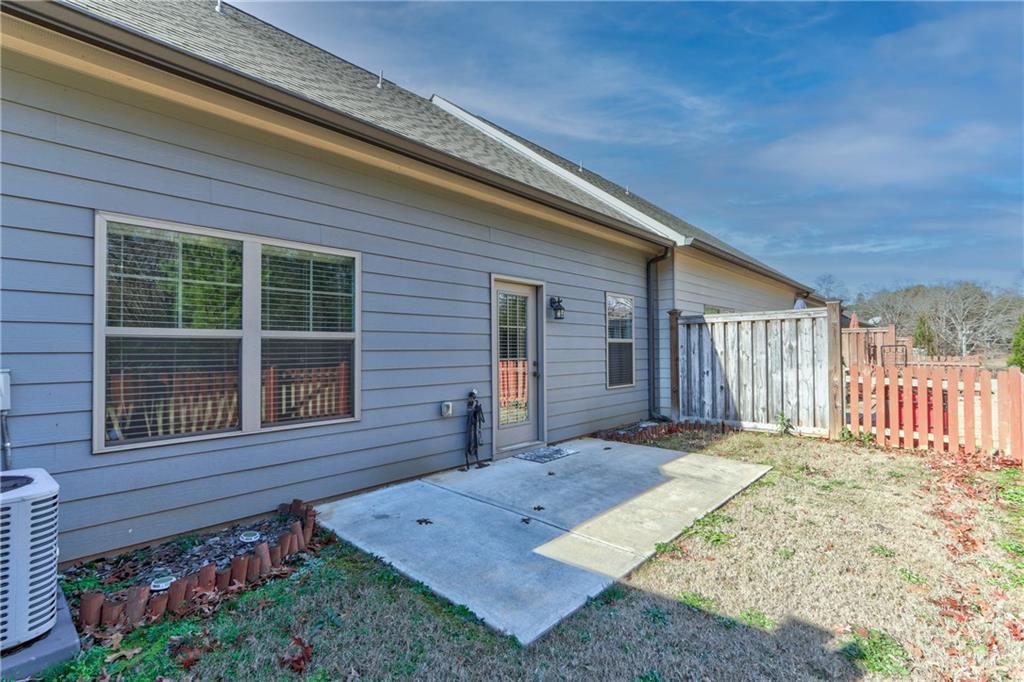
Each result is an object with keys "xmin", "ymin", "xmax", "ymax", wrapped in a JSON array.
[
  {"xmin": 0, "ymin": 369, "xmax": 10, "ymax": 411},
  {"xmin": 440, "ymin": 402, "xmax": 454, "ymax": 418}
]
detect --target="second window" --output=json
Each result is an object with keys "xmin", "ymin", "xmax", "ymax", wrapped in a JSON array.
[{"xmin": 606, "ymin": 293, "xmax": 635, "ymax": 388}]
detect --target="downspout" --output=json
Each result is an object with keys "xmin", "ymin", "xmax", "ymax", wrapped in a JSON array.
[{"xmin": 647, "ymin": 246, "xmax": 672, "ymax": 420}]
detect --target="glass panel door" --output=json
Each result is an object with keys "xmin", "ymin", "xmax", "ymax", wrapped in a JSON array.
[
  {"xmin": 494, "ymin": 281, "xmax": 538, "ymax": 453},
  {"xmin": 498, "ymin": 292, "xmax": 529, "ymax": 425}
]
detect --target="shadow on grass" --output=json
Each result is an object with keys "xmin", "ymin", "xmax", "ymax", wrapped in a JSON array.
[
  {"xmin": 565, "ymin": 581, "xmax": 865, "ymax": 682},
  {"xmin": 47, "ymin": 536, "xmax": 867, "ymax": 681}
]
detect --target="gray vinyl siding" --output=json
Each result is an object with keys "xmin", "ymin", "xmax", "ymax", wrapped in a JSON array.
[
  {"xmin": 0, "ymin": 65, "xmax": 650, "ymax": 561},
  {"xmin": 674, "ymin": 248, "xmax": 800, "ymax": 315}
]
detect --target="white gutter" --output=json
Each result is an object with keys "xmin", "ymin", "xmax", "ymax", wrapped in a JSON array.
[{"xmin": 432, "ymin": 95, "xmax": 688, "ymax": 246}]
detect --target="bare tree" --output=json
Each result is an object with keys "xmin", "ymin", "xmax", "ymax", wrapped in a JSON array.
[
  {"xmin": 932, "ymin": 282, "xmax": 1021, "ymax": 355},
  {"xmin": 813, "ymin": 274, "xmax": 848, "ymax": 302},
  {"xmin": 855, "ymin": 286, "xmax": 929, "ymax": 336}
]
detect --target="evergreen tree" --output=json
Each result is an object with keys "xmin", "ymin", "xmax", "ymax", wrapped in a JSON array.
[
  {"xmin": 1009, "ymin": 315, "xmax": 1024, "ymax": 368},
  {"xmin": 912, "ymin": 315, "xmax": 938, "ymax": 356}
]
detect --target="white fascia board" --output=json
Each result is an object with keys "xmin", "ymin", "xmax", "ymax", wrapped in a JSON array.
[{"xmin": 431, "ymin": 95, "xmax": 687, "ymax": 246}]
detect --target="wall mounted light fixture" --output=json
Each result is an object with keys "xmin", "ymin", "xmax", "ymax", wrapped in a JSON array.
[{"xmin": 549, "ymin": 296, "xmax": 565, "ymax": 320}]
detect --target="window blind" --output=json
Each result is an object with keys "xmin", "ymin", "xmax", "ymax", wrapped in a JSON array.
[
  {"xmin": 104, "ymin": 223, "xmax": 243, "ymax": 446},
  {"xmin": 105, "ymin": 338, "xmax": 240, "ymax": 445},
  {"xmin": 261, "ymin": 339, "xmax": 354, "ymax": 426},
  {"xmin": 262, "ymin": 246, "xmax": 354, "ymax": 332},
  {"xmin": 497, "ymin": 292, "xmax": 529, "ymax": 425},
  {"xmin": 98, "ymin": 216, "xmax": 361, "ymax": 451},
  {"xmin": 607, "ymin": 294, "xmax": 635, "ymax": 388},
  {"xmin": 107, "ymin": 223, "xmax": 242, "ymax": 329},
  {"xmin": 260, "ymin": 245, "xmax": 356, "ymax": 427}
]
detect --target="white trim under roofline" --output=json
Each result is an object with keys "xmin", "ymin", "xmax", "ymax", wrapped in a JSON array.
[{"xmin": 431, "ymin": 95, "xmax": 687, "ymax": 245}]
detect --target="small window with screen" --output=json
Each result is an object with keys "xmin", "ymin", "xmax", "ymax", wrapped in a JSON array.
[{"xmin": 606, "ymin": 293, "xmax": 634, "ymax": 388}]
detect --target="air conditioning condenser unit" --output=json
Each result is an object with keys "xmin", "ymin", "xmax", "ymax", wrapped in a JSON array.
[{"xmin": 1, "ymin": 468, "xmax": 60, "ymax": 651}]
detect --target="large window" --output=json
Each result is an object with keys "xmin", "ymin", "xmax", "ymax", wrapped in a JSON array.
[
  {"xmin": 96, "ymin": 214, "xmax": 359, "ymax": 452},
  {"xmin": 606, "ymin": 293, "xmax": 635, "ymax": 388},
  {"xmin": 260, "ymin": 246, "xmax": 356, "ymax": 427}
]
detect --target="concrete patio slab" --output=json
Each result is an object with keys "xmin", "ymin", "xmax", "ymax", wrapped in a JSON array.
[
  {"xmin": 317, "ymin": 438, "xmax": 769, "ymax": 644},
  {"xmin": 316, "ymin": 480, "xmax": 615, "ymax": 644}
]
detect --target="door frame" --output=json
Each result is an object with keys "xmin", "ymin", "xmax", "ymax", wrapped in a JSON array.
[{"xmin": 490, "ymin": 274, "xmax": 547, "ymax": 458}]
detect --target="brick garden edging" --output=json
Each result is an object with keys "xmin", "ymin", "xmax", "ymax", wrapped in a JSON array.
[{"xmin": 75, "ymin": 500, "xmax": 318, "ymax": 633}]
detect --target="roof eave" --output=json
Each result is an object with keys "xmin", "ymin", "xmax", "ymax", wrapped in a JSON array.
[{"xmin": 3, "ymin": 0, "xmax": 672, "ymax": 251}]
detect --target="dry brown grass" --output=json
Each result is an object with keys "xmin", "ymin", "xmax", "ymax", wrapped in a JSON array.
[
  {"xmin": 631, "ymin": 431, "xmax": 1024, "ymax": 680},
  {"xmin": 52, "ymin": 432, "xmax": 1023, "ymax": 681}
]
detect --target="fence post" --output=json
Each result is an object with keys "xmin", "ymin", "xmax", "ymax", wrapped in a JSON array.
[
  {"xmin": 669, "ymin": 309, "xmax": 680, "ymax": 421},
  {"xmin": 826, "ymin": 300, "xmax": 843, "ymax": 439},
  {"xmin": 1008, "ymin": 367, "xmax": 1023, "ymax": 463}
]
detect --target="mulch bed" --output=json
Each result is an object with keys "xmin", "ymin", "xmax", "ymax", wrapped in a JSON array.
[
  {"xmin": 594, "ymin": 419, "xmax": 725, "ymax": 445},
  {"xmin": 62, "ymin": 499, "xmax": 323, "ymax": 639}
]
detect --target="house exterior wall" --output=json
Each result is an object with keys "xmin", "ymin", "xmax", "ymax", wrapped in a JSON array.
[
  {"xmin": 0, "ymin": 62, "xmax": 651, "ymax": 561},
  {"xmin": 674, "ymin": 248, "xmax": 800, "ymax": 315},
  {"xmin": 657, "ymin": 247, "xmax": 803, "ymax": 414}
]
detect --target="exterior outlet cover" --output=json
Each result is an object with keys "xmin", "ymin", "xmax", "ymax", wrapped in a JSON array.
[
  {"xmin": 0, "ymin": 369, "xmax": 10, "ymax": 411},
  {"xmin": 440, "ymin": 402, "xmax": 454, "ymax": 418}
]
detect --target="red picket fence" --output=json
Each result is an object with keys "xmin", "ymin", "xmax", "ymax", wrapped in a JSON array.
[
  {"xmin": 845, "ymin": 364, "xmax": 1024, "ymax": 462},
  {"xmin": 498, "ymin": 359, "xmax": 529, "ymax": 408}
]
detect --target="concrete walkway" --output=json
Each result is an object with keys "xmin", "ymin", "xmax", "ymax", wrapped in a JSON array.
[{"xmin": 317, "ymin": 438, "xmax": 769, "ymax": 644}]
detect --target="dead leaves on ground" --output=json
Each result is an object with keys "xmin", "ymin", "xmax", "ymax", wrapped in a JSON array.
[
  {"xmin": 929, "ymin": 595, "xmax": 974, "ymax": 624},
  {"xmin": 167, "ymin": 628, "xmax": 221, "ymax": 672},
  {"xmin": 280, "ymin": 636, "xmax": 314, "ymax": 673},
  {"xmin": 177, "ymin": 647, "xmax": 205, "ymax": 670},
  {"xmin": 917, "ymin": 447, "xmax": 1003, "ymax": 558}
]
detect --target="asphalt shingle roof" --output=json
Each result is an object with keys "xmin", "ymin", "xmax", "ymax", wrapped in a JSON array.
[
  {"xmin": 61, "ymin": 0, "xmax": 641, "ymax": 228},
  {"xmin": 458, "ymin": 110, "xmax": 798, "ymax": 283},
  {"xmin": 59, "ymin": 0, "xmax": 807, "ymax": 289}
]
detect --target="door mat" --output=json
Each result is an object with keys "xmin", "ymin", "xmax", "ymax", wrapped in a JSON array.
[{"xmin": 515, "ymin": 446, "xmax": 578, "ymax": 464}]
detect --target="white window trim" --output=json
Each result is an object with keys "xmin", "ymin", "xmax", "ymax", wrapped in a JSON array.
[
  {"xmin": 92, "ymin": 211, "xmax": 362, "ymax": 454},
  {"xmin": 605, "ymin": 291, "xmax": 636, "ymax": 389}
]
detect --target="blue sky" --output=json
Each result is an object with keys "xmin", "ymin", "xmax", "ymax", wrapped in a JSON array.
[{"xmin": 237, "ymin": 1, "xmax": 1023, "ymax": 295}]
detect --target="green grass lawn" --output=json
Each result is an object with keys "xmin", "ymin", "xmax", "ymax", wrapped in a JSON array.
[{"xmin": 47, "ymin": 432, "xmax": 1023, "ymax": 681}]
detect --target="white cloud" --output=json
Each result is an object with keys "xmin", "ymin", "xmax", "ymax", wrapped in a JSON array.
[
  {"xmin": 753, "ymin": 120, "xmax": 1004, "ymax": 188},
  {"xmin": 236, "ymin": 0, "xmax": 1023, "ymax": 291},
  {"xmin": 239, "ymin": 1, "xmax": 734, "ymax": 147},
  {"xmin": 746, "ymin": 5, "xmax": 1021, "ymax": 190}
]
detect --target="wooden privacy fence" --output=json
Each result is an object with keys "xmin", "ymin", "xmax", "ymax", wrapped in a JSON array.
[
  {"xmin": 841, "ymin": 321, "xmax": 981, "ymax": 368},
  {"xmin": 846, "ymin": 364, "xmax": 1024, "ymax": 461},
  {"xmin": 842, "ymin": 324, "xmax": 911, "ymax": 366},
  {"xmin": 670, "ymin": 303, "xmax": 843, "ymax": 437}
]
